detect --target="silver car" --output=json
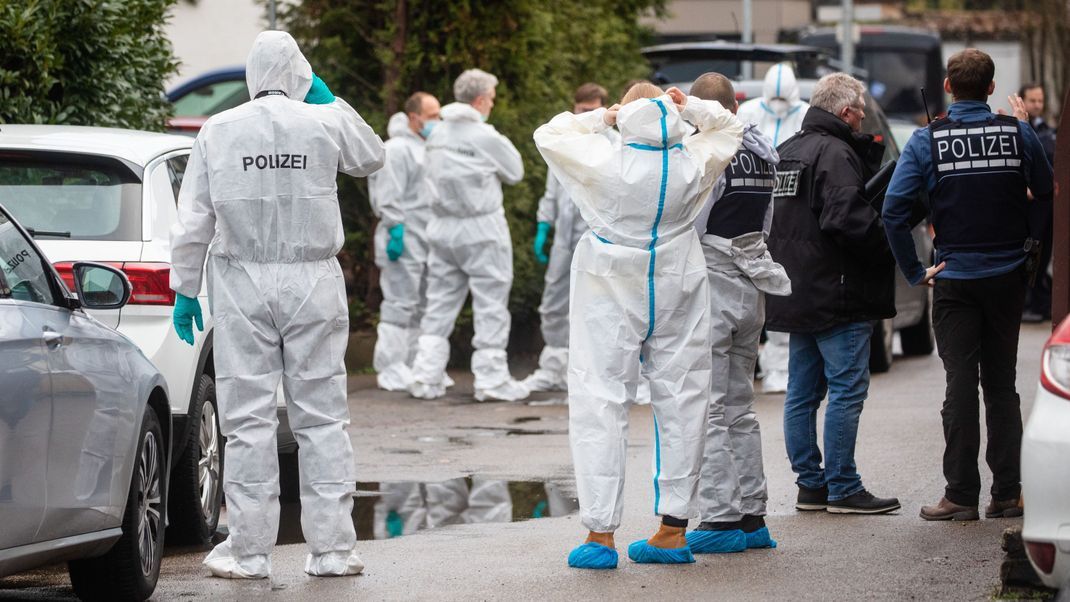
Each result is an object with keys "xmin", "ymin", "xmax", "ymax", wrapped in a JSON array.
[{"xmin": 0, "ymin": 204, "xmax": 170, "ymax": 601}]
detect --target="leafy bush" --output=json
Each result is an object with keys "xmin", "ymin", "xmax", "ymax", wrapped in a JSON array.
[
  {"xmin": 282, "ymin": 0, "xmax": 664, "ymax": 349},
  {"xmin": 0, "ymin": 0, "xmax": 177, "ymax": 130}
]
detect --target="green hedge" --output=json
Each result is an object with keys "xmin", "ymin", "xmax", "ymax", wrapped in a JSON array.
[{"xmin": 0, "ymin": 0, "xmax": 177, "ymax": 130}]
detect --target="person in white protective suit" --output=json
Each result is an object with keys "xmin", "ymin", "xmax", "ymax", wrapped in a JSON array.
[
  {"xmin": 685, "ymin": 73, "xmax": 791, "ymax": 555},
  {"xmin": 524, "ymin": 83, "xmax": 619, "ymax": 392},
  {"xmin": 736, "ymin": 62, "xmax": 809, "ymax": 393},
  {"xmin": 368, "ymin": 92, "xmax": 441, "ymax": 391},
  {"xmin": 534, "ymin": 82, "xmax": 743, "ymax": 569},
  {"xmin": 169, "ymin": 31, "xmax": 385, "ymax": 578},
  {"xmin": 408, "ymin": 68, "xmax": 528, "ymax": 402}
]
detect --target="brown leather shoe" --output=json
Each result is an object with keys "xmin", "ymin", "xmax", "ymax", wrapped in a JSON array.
[
  {"xmin": 920, "ymin": 497, "xmax": 979, "ymax": 521},
  {"xmin": 985, "ymin": 497, "xmax": 1024, "ymax": 518}
]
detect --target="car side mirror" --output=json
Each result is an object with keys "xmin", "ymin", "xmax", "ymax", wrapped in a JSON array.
[{"xmin": 72, "ymin": 262, "xmax": 131, "ymax": 310}]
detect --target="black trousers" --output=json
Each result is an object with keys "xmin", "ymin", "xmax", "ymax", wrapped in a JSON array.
[{"xmin": 933, "ymin": 267, "xmax": 1027, "ymax": 506}]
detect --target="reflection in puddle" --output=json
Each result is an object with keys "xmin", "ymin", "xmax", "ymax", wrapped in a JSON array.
[{"xmin": 275, "ymin": 477, "xmax": 577, "ymax": 544}]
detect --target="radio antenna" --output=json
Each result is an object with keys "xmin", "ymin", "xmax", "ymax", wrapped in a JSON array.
[{"xmin": 920, "ymin": 87, "xmax": 933, "ymax": 124}]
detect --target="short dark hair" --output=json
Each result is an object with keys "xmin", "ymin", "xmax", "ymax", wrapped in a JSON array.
[
  {"xmin": 574, "ymin": 83, "xmax": 609, "ymax": 107},
  {"xmin": 1018, "ymin": 82, "xmax": 1044, "ymax": 98},
  {"xmin": 946, "ymin": 49, "xmax": 995, "ymax": 101},
  {"xmin": 690, "ymin": 72, "xmax": 735, "ymax": 109},
  {"xmin": 404, "ymin": 91, "xmax": 430, "ymax": 116}
]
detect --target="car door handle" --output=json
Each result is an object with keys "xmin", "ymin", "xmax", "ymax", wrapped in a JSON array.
[{"xmin": 42, "ymin": 330, "xmax": 63, "ymax": 348}]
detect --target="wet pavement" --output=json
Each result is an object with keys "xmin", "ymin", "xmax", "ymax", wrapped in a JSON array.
[{"xmin": 0, "ymin": 323, "xmax": 1054, "ymax": 600}]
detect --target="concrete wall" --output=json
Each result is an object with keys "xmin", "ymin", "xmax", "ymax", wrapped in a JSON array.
[
  {"xmin": 643, "ymin": 0, "xmax": 812, "ymax": 43},
  {"xmin": 164, "ymin": 0, "xmax": 268, "ymax": 89}
]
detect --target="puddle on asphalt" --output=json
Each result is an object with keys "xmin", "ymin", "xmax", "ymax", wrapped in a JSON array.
[{"xmin": 272, "ymin": 477, "xmax": 578, "ymax": 544}]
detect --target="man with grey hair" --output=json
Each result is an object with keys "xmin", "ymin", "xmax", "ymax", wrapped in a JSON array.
[
  {"xmin": 765, "ymin": 72, "xmax": 900, "ymax": 515},
  {"xmin": 408, "ymin": 68, "xmax": 529, "ymax": 401}
]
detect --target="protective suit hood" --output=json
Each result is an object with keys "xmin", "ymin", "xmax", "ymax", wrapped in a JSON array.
[
  {"xmin": 386, "ymin": 111, "xmax": 418, "ymax": 140},
  {"xmin": 741, "ymin": 123, "xmax": 779, "ymax": 165},
  {"xmin": 245, "ymin": 31, "xmax": 313, "ymax": 101},
  {"xmin": 440, "ymin": 102, "xmax": 483, "ymax": 123},
  {"xmin": 618, "ymin": 95, "xmax": 691, "ymax": 147},
  {"xmin": 762, "ymin": 63, "xmax": 801, "ymax": 105}
]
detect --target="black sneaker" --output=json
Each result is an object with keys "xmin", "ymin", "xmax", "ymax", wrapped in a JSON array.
[
  {"xmin": 796, "ymin": 485, "xmax": 829, "ymax": 511},
  {"xmin": 826, "ymin": 489, "xmax": 901, "ymax": 514}
]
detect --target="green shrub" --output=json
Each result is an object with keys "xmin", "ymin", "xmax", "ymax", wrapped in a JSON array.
[{"xmin": 0, "ymin": 0, "xmax": 177, "ymax": 130}]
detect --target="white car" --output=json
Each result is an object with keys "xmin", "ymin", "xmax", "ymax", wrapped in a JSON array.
[
  {"xmin": 1022, "ymin": 314, "xmax": 1070, "ymax": 592},
  {"xmin": 0, "ymin": 125, "xmax": 294, "ymax": 545}
]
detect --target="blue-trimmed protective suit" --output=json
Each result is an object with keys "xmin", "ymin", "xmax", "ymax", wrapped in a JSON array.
[{"xmin": 534, "ymin": 95, "xmax": 742, "ymax": 532}]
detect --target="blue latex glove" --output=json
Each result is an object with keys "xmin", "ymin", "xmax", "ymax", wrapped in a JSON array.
[
  {"xmin": 386, "ymin": 223, "xmax": 405, "ymax": 261},
  {"xmin": 172, "ymin": 294, "xmax": 203, "ymax": 346},
  {"xmin": 304, "ymin": 73, "xmax": 335, "ymax": 105},
  {"xmin": 534, "ymin": 221, "xmax": 551, "ymax": 265}
]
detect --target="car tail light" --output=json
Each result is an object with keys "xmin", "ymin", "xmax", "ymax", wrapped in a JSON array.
[
  {"xmin": 1040, "ymin": 317, "xmax": 1070, "ymax": 400},
  {"xmin": 53, "ymin": 262, "xmax": 175, "ymax": 306},
  {"xmin": 1025, "ymin": 540, "xmax": 1056, "ymax": 575}
]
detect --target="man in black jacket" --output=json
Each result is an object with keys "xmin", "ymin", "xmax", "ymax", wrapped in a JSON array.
[{"xmin": 766, "ymin": 73, "xmax": 900, "ymax": 515}]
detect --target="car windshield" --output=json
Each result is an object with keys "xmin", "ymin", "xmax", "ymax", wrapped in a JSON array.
[
  {"xmin": 860, "ymin": 50, "xmax": 928, "ymax": 117},
  {"xmin": 0, "ymin": 153, "xmax": 142, "ymax": 241},
  {"xmin": 172, "ymin": 78, "xmax": 249, "ymax": 117}
]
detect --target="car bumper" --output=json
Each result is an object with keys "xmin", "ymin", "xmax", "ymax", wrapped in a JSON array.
[{"xmin": 1022, "ymin": 383, "xmax": 1070, "ymax": 589}]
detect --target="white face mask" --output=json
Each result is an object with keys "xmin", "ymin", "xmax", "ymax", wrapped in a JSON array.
[{"xmin": 767, "ymin": 98, "xmax": 791, "ymax": 119}]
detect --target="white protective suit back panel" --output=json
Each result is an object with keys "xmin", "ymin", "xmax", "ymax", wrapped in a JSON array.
[
  {"xmin": 169, "ymin": 32, "xmax": 385, "ymax": 297},
  {"xmin": 424, "ymin": 102, "xmax": 523, "ymax": 220}
]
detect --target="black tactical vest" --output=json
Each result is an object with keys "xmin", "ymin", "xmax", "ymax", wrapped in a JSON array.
[
  {"xmin": 705, "ymin": 147, "xmax": 775, "ymax": 238},
  {"xmin": 928, "ymin": 115, "xmax": 1028, "ymax": 252}
]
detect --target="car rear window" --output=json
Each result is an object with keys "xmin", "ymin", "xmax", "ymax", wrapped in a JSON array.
[
  {"xmin": 0, "ymin": 153, "xmax": 142, "ymax": 241},
  {"xmin": 172, "ymin": 79, "xmax": 249, "ymax": 117}
]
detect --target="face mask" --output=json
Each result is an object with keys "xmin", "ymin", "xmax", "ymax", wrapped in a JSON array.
[
  {"xmin": 767, "ymin": 98, "xmax": 791, "ymax": 119},
  {"xmin": 479, "ymin": 114, "xmax": 489, "ymax": 123},
  {"xmin": 420, "ymin": 119, "xmax": 438, "ymax": 139}
]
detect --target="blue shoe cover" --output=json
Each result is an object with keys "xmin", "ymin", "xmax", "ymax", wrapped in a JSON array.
[
  {"xmin": 627, "ymin": 540, "xmax": 695, "ymax": 564},
  {"xmin": 745, "ymin": 526, "xmax": 777, "ymax": 549},
  {"xmin": 568, "ymin": 542, "xmax": 618, "ymax": 569},
  {"xmin": 684, "ymin": 529, "xmax": 747, "ymax": 554}
]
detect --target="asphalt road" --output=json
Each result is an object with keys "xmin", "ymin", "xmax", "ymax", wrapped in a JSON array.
[{"xmin": 0, "ymin": 323, "xmax": 1054, "ymax": 601}]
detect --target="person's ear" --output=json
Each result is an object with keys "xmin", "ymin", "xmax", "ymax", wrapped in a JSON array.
[
  {"xmin": 987, "ymin": 81, "xmax": 996, "ymax": 96},
  {"xmin": 732, "ymin": 100, "xmax": 739, "ymax": 114},
  {"xmin": 943, "ymin": 78, "xmax": 952, "ymax": 95}
]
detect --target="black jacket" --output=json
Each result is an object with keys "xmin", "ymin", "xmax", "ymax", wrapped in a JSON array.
[{"xmin": 765, "ymin": 107, "xmax": 896, "ymax": 333}]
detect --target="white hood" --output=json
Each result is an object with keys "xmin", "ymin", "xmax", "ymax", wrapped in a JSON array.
[
  {"xmin": 440, "ymin": 102, "xmax": 483, "ymax": 123},
  {"xmin": 245, "ymin": 31, "xmax": 313, "ymax": 101},
  {"xmin": 386, "ymin": 112, "xmax": 415, "ymax": 139},
  {"xmin": 617, "ymin": 95, "xmax": 691, "ymax": 147},
  {"xmin": 761, "ymin": 63, "xmax": 802, "ymax": 120}
]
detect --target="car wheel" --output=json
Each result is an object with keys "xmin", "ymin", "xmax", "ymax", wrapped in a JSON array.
[
  {"xmin": 69, "ymin": 408, "xmax": 165, "ymax": 601},
  {"xmin": 900, "ymin": 297, "xmax": 935, "ymax": 356},
  {"xmin": 869, "ymin": 318, "xmax": 894, "ymax": 374},
  {"xmin": 166, "ymin": 374, "xmax": 223, "ymax": 545}
]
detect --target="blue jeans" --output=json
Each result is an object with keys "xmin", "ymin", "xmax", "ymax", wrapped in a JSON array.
[{"xmin": 783, "ymin": 322, "xmax": 871, "ymax": 501}]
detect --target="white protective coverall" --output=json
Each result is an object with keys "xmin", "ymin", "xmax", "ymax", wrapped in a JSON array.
[
  {"xmin": 693, "ymin": 124, "xmax": 792, "ymax": 523},
  {"xmin": 169, "ymin": 31, "xmax": 385, "ymax": 578},
  {"xmin": 409, "ymin": 102, "xmax": 526, "ymax": 401},
  {"xmin": 736, "ymin": 63, "xmax": 809, "ymax": 393},
  {"xmin": 534, "ymin": 95, "xmax": 743, "ymax": 532},
  {"xmin": 524, "ymin": 127, "xmax": 620, "ymax": 392},
  {"xmin": 368, "ymin": 112, "xmax": 433, "ymax": 391}
]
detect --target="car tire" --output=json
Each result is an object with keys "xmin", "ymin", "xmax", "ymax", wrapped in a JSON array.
[
  {"xmin": 869, "ymin": 318, "xmax": 894, "ymax": 374},
  {"xmin": 900, "ymin": 299, "xmax": 935, "ymax": 356},
  {"xmin": 166, "ymin": 374, "xmax": 224, "ymax": 546},
  {"xmin": 69, "ymin": 408, "xmax": 166, "ymax": 602}
]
